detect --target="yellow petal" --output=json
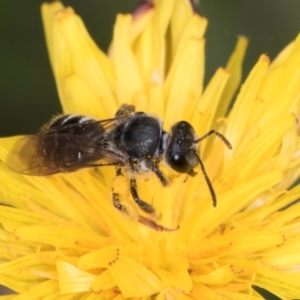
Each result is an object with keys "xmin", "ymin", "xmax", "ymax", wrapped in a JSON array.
[
  {"xmin": 177, "ymin": 170, "xmax": 283, "ymax": 241},
  {"xmin": 226, "ymin": 55, "xmax": 270, "ymax": 150},
  {"xmin": 255, "ymin": 265, "xmax": 300, "ymax": 299},
  {"xmin": 90, "ymin": 270, "xmax": 116, "ymax": 293},
  {"xmin": 215, "ymin": 36, "xmax": 248, "ymax": 121},
  {"xmin": 4, "ymin": 280, "xmax": 59, "ymax": 300},
  {"xmin": 150, "ymin": 0, "xmax": 176, "ymax": 84},
  {"xmin": 269, "ymin": 33, "xmax": 300, "ymax": 71},
  {"xmin": 226, "ymin": 231, "xmax": 285, "ymax": 255},
  {"xmin": 112, "ymin": 14, "xmax": 147, "ymax": 109},
  {"xmin": 193, "ymin": 265, "xmax": 235, "ymax": 285},
  {"xmin": 152, "ymin": 259, "xmax": 193, "ymax": 293},
  {"xmin": 56, "ymin": 262, "xmax": 95, "ymax": 293},
  {"xmin": 41, "ymin": 3, "xmax": 116, "ymax": 117},
  {"xmin": 109, "ymin": 255, "xmax": 164, "ymax": 298},
  {"xmin": 78, "ymin": 246, "xmax": 128, "ymax": 270},
  {"xmin": 41, "ymin": 1, "xmax": 64, "ymax": 79},
  {"xmin": 170, "ymin": 8, "xmax": 207, "ymax": 63},
  {"xmin": 0, "ymin": 296, "xmax": 16, "ymax": 300},
  {"xmin": 192, "ymin": 68, "xmax": 230, "ymax": 140},
  {"xmin": 164, "ymin": 37, "xmax": 205, "ymax": 125}
]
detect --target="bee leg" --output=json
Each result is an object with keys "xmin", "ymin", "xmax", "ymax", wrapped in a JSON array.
[
  {"xmin": 113, "ymin": 169, "xmax": 177, "ymax": 231},
  {"xmin": 130, "ymin": 178, "xmax": 155, "ymax": 214},
  {"xmin": 183, "ymin": 169, "xmax": 197, "ymax": 183},
  {"xmin": 112, "ymin": 191, "xmax": 129, "ymax": 214},
  {"xmin": 152, "ymin": 164, "xmax": 169, "ymax": 186},
  {"xmin": 112, "ymin": 168, "xmax": 129, "ymax": 214},
  {"xmin": 187, "ymin": 168, "xmax": 197, "ymax": 177},
  {"xmin": 116, "ymin": 167, "xmax": 123, "ymax": 176},
  {"xmin": 138, "ymin": 215, "xmax": 179, "ymax": 232},
  {"xmin": 115, "ymin": 104, "xmax": 135, "ymax": 118}
]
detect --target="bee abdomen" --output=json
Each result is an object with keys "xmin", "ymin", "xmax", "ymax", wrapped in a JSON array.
[{"xmin": 46, "ymin": 114, "xmax": 93, "ymax": 128}]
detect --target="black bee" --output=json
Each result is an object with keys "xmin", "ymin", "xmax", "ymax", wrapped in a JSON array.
[{"xmin": 6, "ymin": 104, "xmax": 232, "ymax": 231}]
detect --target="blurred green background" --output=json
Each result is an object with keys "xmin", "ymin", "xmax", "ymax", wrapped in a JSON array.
[{"xmin": 0, "ymin": 0, "xmax": 300, "ymax": 298}]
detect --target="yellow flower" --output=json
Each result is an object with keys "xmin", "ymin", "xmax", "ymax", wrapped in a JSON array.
[{"xmin": 1, "ymin": 1, "xmax": 300, "ymax": 299}]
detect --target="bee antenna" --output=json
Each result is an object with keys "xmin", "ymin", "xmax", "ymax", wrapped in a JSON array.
[
  {"xmin": 194, "ymin": 152, "xmax": 217, "ymax": 207},
  {"xmin": 194, "ymin": 130, "xmax": 232, "ymax": 149},
  {"xmin": 192, "ymin": 129, "xmax": 232, "ymax": 207}
]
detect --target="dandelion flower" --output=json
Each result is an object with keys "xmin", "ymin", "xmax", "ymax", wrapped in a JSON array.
[{"xmin": 1, "ymin": 1, "xmax": 300, "ymax": 299}]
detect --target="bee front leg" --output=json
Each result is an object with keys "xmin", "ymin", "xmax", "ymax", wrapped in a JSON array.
[{"xmin": 152, "ymin": 164, "xmax": 169, "ymax": 186}]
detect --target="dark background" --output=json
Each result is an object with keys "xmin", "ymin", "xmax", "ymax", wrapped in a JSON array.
[{"xmin": 1, "ymin": 1, "xmax": 300, "ymax": 299}]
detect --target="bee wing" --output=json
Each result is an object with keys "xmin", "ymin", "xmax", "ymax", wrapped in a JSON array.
[
  {"xmin": 6, "ymin": 133, "xmax": 126, "ymax": 176},
  {"xmin": 6, "ymin": 115, "xmax": 130, "ymax": 176},
  {"xmin": 5, "ymin": 135, "xmax": 60, "ymax": 175}
]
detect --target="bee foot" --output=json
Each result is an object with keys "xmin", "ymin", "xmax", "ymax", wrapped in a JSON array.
[{"xmin": 138, "ymin": 215, "xmax": 179, "ymax": 232}]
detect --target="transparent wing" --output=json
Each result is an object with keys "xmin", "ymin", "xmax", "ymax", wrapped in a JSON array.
[{"xmin": 5, "ymin": 113, "xmax": 133, "ymax": 176}]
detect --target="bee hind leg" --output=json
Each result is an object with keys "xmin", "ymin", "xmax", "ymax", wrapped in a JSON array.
[
  {"xmin": 112, "ymin": 192, "xmax": 129, "ymax": 214},
  {"xmin": 138, "ymin": 215, "xmax": 179, "ymax": 232},
  {"xmin": 112, "ymin": 169, "xmax": 178, "ymax": 231},
  {"xmin": 112, "ymin": 168, "xmax": 154, "ymax": 215},
  {"xmin": 130, "ymin": 178, "xmax": 156, "ymax": 214},
  {"xmin": 112, "ymin": 168, "xmax": 131, "ymax": 215}
]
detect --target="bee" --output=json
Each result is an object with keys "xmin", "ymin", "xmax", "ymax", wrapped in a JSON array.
[{"xmin": 6, "ymin": 104, "xmax": 232, "ymax": 231}]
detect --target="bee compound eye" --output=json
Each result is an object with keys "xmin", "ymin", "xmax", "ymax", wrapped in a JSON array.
[{"xmin": 171, "ymin": 153, "xmax": 190, "ymax": 173}]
